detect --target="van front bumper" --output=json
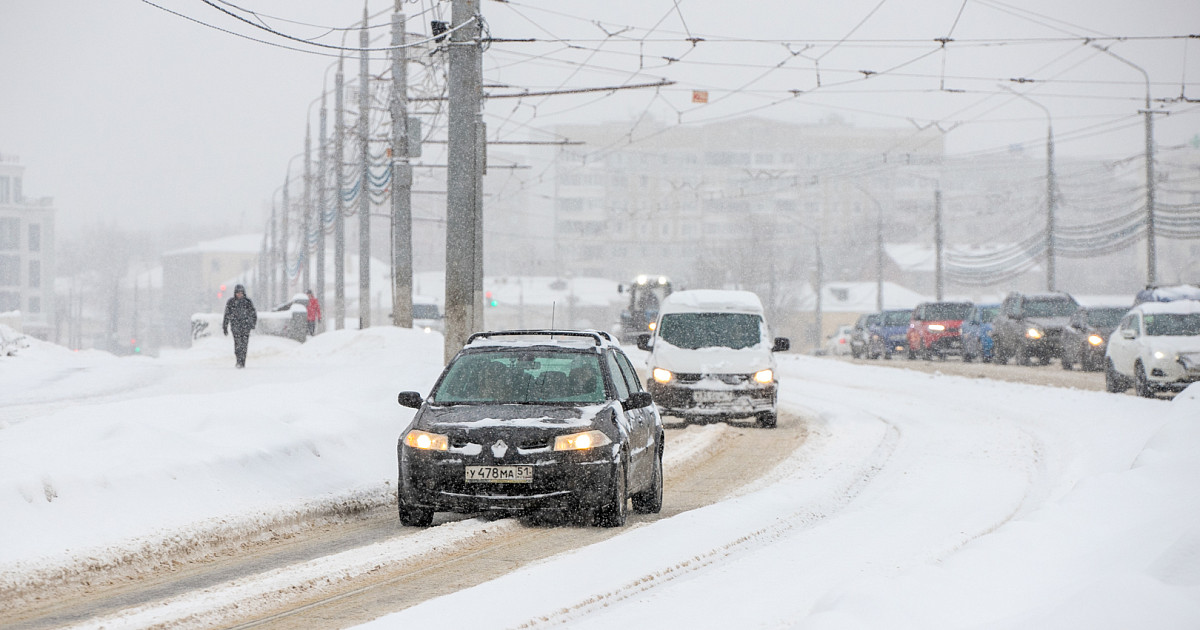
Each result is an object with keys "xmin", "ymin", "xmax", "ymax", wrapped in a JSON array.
[{"xmin": 648, "ymin": 375, "xmax": 776, "ymax": 419}]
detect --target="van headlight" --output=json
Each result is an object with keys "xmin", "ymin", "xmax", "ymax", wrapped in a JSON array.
[
  {"xmin": 652, "ymin": 367, "xmax": 673, "ymax": 383},
  {"xmin": 753, "ymin": 369, "xmax": 774, "ymax": 384},
  {"xmin": 1087, "ymin": 334, "xmax": 1104, "ymax": 346},
  {"xmin": 927, "ymin": 324, "xmax": 945, "ymax": 331},
  {"xmin": 1025, "ymin": 328, "xmax": 1043, "ymax": 340}
]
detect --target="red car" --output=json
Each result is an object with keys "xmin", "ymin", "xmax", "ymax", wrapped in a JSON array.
[{"xmin": 907, "ymin": 301, "xmax": 973, "ymax": 360}]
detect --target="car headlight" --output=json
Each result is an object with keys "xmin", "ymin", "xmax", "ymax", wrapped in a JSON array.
[
  {"xmin": 1025, "ymin": 328, "xmax": 1043, "ymax": 340},
  {"xmin": 1153, "ymin": 350, "xmax": 1166, "ymax": 360},
  {"xmin": 648, "ymin": 322, "xmax": 657, "ymax": 331},
  {"xmin": 1088, "ymin": 334, "xmax": 1104, "ymax": 346},
  {"xmin": 404, "ymin": 429, "xmax": 449, "ymax": 451},
  {"xmin": 652, "ymin": 367, "xmax": 673, "ymax": 383},
  {"xmin": 754, "ymin": 369, "xmax": 774, "ymax": 384},
  {"xmin": 927, "ymin": 324, "xmax": 946, "ymax": 331},
  {"xmin": 554, "ymin": 430, "xmax": 612, "ymax": 451}
]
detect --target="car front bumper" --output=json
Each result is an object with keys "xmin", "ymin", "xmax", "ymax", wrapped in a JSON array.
[
  {"xmin": 398, "ymin": 444, "xmax": 619, "ymax": 513},
  {"xmin": 1145, "ymin": 353, "xmax": 1200, "ymax": 392}
]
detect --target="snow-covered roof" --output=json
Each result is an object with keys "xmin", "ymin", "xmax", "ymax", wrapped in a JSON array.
[
  {"xmin": 795, "ymin": 281, "xmax": 927, "ymax": 312},
  {"xmin": 164, "ymin": 234, "xmax": 263, "ymax": 256},
  {"xmin": 660, "ymin": 290, "xmax": 764, "ymax": 314}
]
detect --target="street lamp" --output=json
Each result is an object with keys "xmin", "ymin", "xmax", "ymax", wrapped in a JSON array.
[
  {"xmin": 1092, "ymin": 44, "xmax": 1157, "ymax": 285},
  {"xmin": 1000, "ymin": 84, "xmax": 1057, "ymax": 291}
]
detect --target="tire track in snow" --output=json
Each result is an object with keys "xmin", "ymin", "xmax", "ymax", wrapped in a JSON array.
[{"xmin": 503, "ymin": 407, "xmax": 900, "ymax": 629}]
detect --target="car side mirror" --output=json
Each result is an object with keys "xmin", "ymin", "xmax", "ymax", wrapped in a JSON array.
[
  {"xmin": 773, "ymin": 337, "xmax": 790, "ymax": 352},
  {"xmin": 636, "ymin": 333, "xmax": 653, "ymax": 351},
  {"xmin": 397, "ymin": 391, "xmax": 424, "ymax": 409},
  {"xmin": 1121, "ymin": 330, "xmax": 1136, "ymax": 340},
  {"xmin": 625, "ymin": 391, "xmax": 653, "ymax": 410}
]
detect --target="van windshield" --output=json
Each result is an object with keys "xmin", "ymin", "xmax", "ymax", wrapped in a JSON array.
[{"xmin": 658, "ymin": 312, "xmax": 763, "ymax": 350}]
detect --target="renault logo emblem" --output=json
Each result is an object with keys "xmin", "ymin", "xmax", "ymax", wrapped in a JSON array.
[{"xmin": 491, "ymin": 439, "xmax": 508, "ymax": 459}]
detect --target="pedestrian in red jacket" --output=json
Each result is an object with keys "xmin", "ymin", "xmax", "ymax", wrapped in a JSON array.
[{"xmin": 305, "ymin": 290, "xmax": 322, "ymax": 336}]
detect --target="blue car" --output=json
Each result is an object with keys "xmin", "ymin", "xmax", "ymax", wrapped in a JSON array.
[
  {"xmin": 867, "ymin": 308, "xmax": 913, "ymax": 359},
  {"xmin": 962, "ymin": 303, "xmax": 1000, "ymax": 362}
]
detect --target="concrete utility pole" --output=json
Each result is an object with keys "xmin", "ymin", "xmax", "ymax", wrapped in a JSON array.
[
  {"xmin": 934, "ymin": 189, "xmax": 944, "ymax": 301},
  {"xmin": 358, "ymin": 7, "xmax": 372, "ymax": 329},
  {"xmin": 814, "ymin": 237, "xmax": 824, "ymax": 350},
  {"xmin": 1001, "ymin": 86, "xmax": 1056, "ymax": 291},
  {"xmin": 334, "ymin": 56, "xmax": 347, "ymax": 330},
  {"xmin": 281, "ymin": 176, "xmax": 290, "ymax": 304},
  {"xmin": 316, "ymin": 93, "xmax": 328, "ymax": 332},
  {"xmin": 268, "ymin": 198, "xmax": 277, "ymax": 303},
  {"xmin": 1094, "ymin": 45, "xmax": 1158, "ymax": 285},
  {"xmin": 302, "ymin": 124, "xmax": 312, "ymax": 293},
  {"xmin": 390, "ymin": 3, "xmax": 414, "ymax": 328},
  {"xmin": 445, "ymin": 0, "xmax": 483, "ymax": 361}
]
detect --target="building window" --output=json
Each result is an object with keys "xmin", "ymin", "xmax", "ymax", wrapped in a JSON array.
[
  {"xmin": 29, "ymin": 259, "xmax": 40, "ymax": 288},
  {"xmin": 0, "ymin": 255, "xmax": 18, "ymax": 286},
  {"xmin": 13, "ymin": 177, "xmax": 20, "ymax": 204},
  {"xmin": 28, "ymin": 296, "xmax": 40, "ymax": 314},
  {"xmin": 0, "ymin": 217, "xmax": 18, "ymax": 250},
  {"xmin": 0, "ymin": 291, "xmax": 18, "ymax": 311},
  {"xmin": 27, "ymin": 223, "xmax": 40, "ymax": 252},
  {"xmin": 0, "ymin": 176, "xmax": 9, "ymax": 204}
]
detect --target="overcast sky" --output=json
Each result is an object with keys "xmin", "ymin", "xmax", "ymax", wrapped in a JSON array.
[{"xmin": 2, "ymin": 0, "xmax": 1197, "ymax": 237}]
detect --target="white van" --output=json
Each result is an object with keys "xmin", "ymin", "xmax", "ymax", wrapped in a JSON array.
[{"xmin": 637, "ymin": 290, "xmax": 789, "ymax": 428}]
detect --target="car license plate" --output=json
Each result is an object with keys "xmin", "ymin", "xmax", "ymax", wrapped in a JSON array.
[
  {"xmin": 692, "ymin": 390, "xmax": 727, "ymax": 404},
  {"xmin": 465, "ymin": 465, "xmax": 533, "ymax": 483}
]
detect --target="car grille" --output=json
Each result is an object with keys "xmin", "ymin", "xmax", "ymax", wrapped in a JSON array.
[{"xmin": 674, "ymin": 373, "xmax": 749, "ymax": 384}]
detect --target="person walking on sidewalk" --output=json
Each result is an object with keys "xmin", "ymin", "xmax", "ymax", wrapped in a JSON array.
[
  {"xmin": 305, "ymin": 289, "xmax": 322, "ymax": 337},
  {"xmin": 223, "ymin": 284, "xmax": 257, "ymax": 368}
]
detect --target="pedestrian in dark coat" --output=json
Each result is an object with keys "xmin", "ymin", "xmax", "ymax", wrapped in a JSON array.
[{"xmin": 222, "ymin": 284, "xmax": 257, "ymax": 368}]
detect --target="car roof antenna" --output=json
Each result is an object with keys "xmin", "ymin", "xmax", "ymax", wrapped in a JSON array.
[{"xmin": 551, "ymin": 302, "xmax": 556, "ymax": 337}]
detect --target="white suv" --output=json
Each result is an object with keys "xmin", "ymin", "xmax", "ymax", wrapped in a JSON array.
[{"xmin": 1104, "ymin": 301, "xmax": 1200, "ymax": 397}]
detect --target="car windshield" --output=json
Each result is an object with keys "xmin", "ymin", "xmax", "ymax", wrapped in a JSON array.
[
  {"xmin": 979, "ymin": 306, "xmax": 1000, "ymax": 323},
  {"xmin": 1025, "ymin": 299, "xmax": 1077, "ymax": 317},
  {"xmin": 413, "ymin": 304, "xmax": 440, "ymax": 319},
  {"xmin": 883, "ymin": 310, "xmax": 912, "ymax": 326},
  {"xmin": 432, "ymin": 350, "xmax": 605, "ymax": 404},
  {"xmin": 1086, "ymin": 308, "xmax": 1126, "ymax": 329},
  {"xmin": 923, "ymin": 303, "xmax": 971, "ymax": 320},
  {"xmin": 657, "ymin": 312, "xmax": 763, "ymax": 350},
  {"xmin": 1143, "ymin": 313, "xmax": 1200, "ymax": 336}
]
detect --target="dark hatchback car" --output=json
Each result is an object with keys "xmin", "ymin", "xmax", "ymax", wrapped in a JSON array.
[
  {"xmin": 993, "ymin": 292, "xmax": 1080, "ymax": 365},
  {"xmin": 1060, "ymin": 306, "xmax": 1127, "ymax": 372},
  {"xmin": 396, "ymin": 330, "xmax": 663, "ymax": 528}
]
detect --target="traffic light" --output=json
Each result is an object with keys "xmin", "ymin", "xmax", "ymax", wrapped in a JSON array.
[
  {"xmin": 486, "ymin": 291, "xmax": 498, "ymax": 307},
  {"xmin": 218, "ymin": 284, "xmax": 227, "ymax": 300},
  {"xmin": 130, "ymin": 338, "xmax": 141, "ymax": 354}
]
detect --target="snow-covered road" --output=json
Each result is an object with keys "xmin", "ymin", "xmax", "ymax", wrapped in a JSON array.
[{"xmin": 2, "ymin": 328, "xmax": 1198, "ymax": 629}]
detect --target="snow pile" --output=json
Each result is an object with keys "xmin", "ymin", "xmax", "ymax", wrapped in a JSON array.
[{"xmin": 0, "ymin": 327, "xmax": 446, "ymax": 601}]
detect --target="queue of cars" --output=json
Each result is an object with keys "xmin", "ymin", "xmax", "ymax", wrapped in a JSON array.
[{"xmin": 847, "ymin": 285, "xmax": 1200, "ymax": 397}]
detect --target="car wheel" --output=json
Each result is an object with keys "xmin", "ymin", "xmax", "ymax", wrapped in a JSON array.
[
  {"xmin": 631, "ymin": 444, "xmax": 663, "ymax": 514},
  {"xmin": 906, "ymin": 345, "xmax": 916, "ymax": 360},
  {"xmin": 994, "ymin": 342, "xmax": 1009, "ymax": 365},
  {"xmin": 756, "ymin": 410, "xmax": 777, "ymax": 429},
  {"xmin": 1134, "ymin": 361, "xmax": 1155, "ymax": 398},
  {"xmin": 1015, "ymin": 342, "xmax": 1031, "ymax": 366},
  {"xmin": 593, "ymin": 457, "xmax": 628, "ymax": 527},
  {"xmin": 922, "ymin": 343, "xmax": 933, "ymax": 361},
  {"xmin": 397, "ymin": 495, "xmax": 434, "ymax": 527},
  {"xmin": 1080, "ymin": 353, "xmax": 1095, "ymax": 372},
  {"xmin": 1061, "ymin": 351, "xmax": 1073, "ymax": 370},
  {"xmin": 962, "ymin": 348, "xmax": 974, "ymax": 363},
  {"xmin": 1105, "ymin": 359, "xmax": 1128, "ymax": 393}
]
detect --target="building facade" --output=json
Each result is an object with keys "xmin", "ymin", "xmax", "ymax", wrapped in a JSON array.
[{"xmin": 0, "ymin": 154, "xmax": 56, "ymax": 340}]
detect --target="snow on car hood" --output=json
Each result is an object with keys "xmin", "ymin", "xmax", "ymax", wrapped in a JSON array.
[
  {"xmin": 1027, "ymin": 316, "xmax": 1069, "ymax": 330},
  {"xmin": 419, "ymin": 403, "xmax": 606, "ymax": 430},
  {"xmin": 650, "ymin": 339, "xmax": 774, "ymax": 374},
  {"xmin": 1145, "ymin": 336, "xmax": 1200, "ymax": 357}
]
